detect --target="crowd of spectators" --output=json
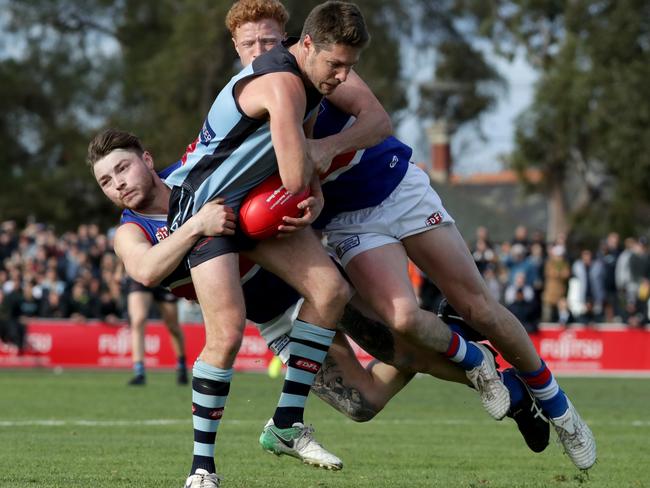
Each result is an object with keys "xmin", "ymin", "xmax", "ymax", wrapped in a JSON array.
[
  {"xmin": 1, "ymin": 218, "xmax": 649, "ymax": 350},
  {"xmin": 481, "ymin": 226, "xmax": 649, "ymax": 330},
  {"xmin": 418, "ymin": 225, "xmax": 650, "ymax": 332},
  {"xmin": 0, "ymin": 220, "xmax": 124, "ymax": 349}
]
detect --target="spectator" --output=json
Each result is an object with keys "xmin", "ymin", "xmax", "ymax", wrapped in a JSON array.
[
  {"xmin": 504, "ymin": 272, "xmax": 535, "ymax": 306},
  {"xmin": 482, "ymin": 265, "xmax": 503, "ymax": 303},
  {"xmin": 616, "ymin": 237, "xmax": 637, "ymax": 309},
  {"xmin": 471, "ymin": 238, "xmax": 496, "ymax": 274},
  {"xmin": 526, "ymin": 242, "xmax": 546, "ymax": 321},
  {"xmin": 628, "ymin": 237, "xmax": 650, "ymax": 306},
  {"xmin": 556, "ymin": 297, "xmax": 575, "ymax": 328},
  {"xmin": 39, "ymin": 288, "xmax": 70, "ymax": 318},
  {"xmin": 68, "ymin": 280, "xmax": 98, "ymax": 321},
  {"xmin": 503, "ymin": 243, "xmax": 534, "ymax": 286},
  {"xmin": 505, "ymin": 273, "xmax": 538, "ymax": 333},
  {"xmin": 571, "ymin": 249, "xmax": 605, "ymax": 324},
  {"xmin": 511, "ymin": 225, "xmax": 529, "ymax": 249},
  {"xmin": 600, "ymin": 232, "xmax": 622, "ymax": 321},
  {"xmin": 542, "ymin": 245, "xmax": 571, "ymax": 322}
]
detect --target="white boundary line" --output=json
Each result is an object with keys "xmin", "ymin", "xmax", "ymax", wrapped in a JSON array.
[{"xmin": 1, "ymin": 418, "xmax": 649, "ymax": 428}]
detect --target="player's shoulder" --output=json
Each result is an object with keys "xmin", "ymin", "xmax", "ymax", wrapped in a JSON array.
[
  {"xmin": 117, "ymin": 209, "xmax": 158, "ymax": 245},
  {"xmin": 115, "ymin": 219, "xmax": 153, "ymax": 244},
  {"xmin": 251, "ymin": 38, "xmax": 299, "ymax": 76}
]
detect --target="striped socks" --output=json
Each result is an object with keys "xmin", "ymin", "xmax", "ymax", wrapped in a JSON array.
[
  {"xmin": 520, "ymin": 360, "xmax": 568, "ymax": 419},
  {"xmin": 190, "ymin": 360, "xmax": 233, "ymax": 475},
  {"xmin": 444, "ymin": 331, "xmax": 484, "ymax": 370},
  {"xmin": 273, "ymin": 320, "xmax": 335, "ymax": 428}
]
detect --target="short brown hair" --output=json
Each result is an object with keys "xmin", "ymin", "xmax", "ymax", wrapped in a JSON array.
[
  {"xmin": 225, "ymin": 0, "xmax": 289, "ymax": 36},
  {"xmin": 301, "ymin": 1, "xmax": 370, "ymax": 51},
  {"xmin": 87, "ymin": 129, "xmax": 144, "ymax": 170}
]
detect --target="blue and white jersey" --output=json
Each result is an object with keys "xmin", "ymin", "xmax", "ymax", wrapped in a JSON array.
[
  {"xmin": 312, "ymin": 99, "xmax": 412, "ymax": 229},
  {"xmin": 165, "ymin": 39, "xmax": 322, "ymax": 227}
]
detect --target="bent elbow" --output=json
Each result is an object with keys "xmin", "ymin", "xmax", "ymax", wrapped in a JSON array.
[
  {"xmin": 133, "ymin": 272, "xmax": 161, "ymax": 289},
  {"xmin": 377, "ymin": 113, "xmax": 393, "ymax": 140},
  {"xmin": 282, "ymin": 176, "xmax": 309, "ymax": 196}
]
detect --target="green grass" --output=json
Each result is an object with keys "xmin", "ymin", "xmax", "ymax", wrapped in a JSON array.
[{"xmin": 0, "ymin": 370, "xmax": 649, "ymax": 487}]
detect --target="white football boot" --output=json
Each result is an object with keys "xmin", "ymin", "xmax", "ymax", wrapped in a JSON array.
[
  {"xmin": 465, "ymin": 342, "xmax": 511, "ymax": 420},
  {"xmin": 259, "ymin": 418, "xmax": 343, "ymax": 470},
  {"xmin": 550, "ymin": 400, "xmax": 597, "ymax": 470},
  {"xmin": 183, "ymin": 468, "xmax": 221, "ymax": 488}
]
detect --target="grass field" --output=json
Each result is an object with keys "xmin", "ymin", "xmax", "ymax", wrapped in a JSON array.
[{"xmin": 0, "ymin": 370, "xmax": 648, "ymax": 488}]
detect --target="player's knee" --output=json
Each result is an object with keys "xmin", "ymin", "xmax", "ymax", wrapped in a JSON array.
[
  {"xmin": 130, "ymin": 317, "xmax": 147, "ymax": 332},
  {"xmin": 204, "ymin": 329, "xmax": 243, "ymax": 359},
  {"xmin": 314, "ymin": 278, "xmax": 352, "ymax": 315},
  {"xmin": 390, "ymin": 303, "xmax": 421, "ymax": 336}
]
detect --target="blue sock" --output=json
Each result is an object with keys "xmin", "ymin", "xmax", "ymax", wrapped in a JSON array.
[
  {"xmin": 501, "ymin": 369, "xmax": 525, "ymax": 408},
  {"xmin": 133, "ymin": 361, "xmax": 145, "ymax": 377},
  {"xmin": 444, "ymin": 332, "xmax": 483, "ymax": 370},
  {"xmin": 177, "ymin": 355, "xmax": 187, "ymax": 371},
  {"xmin": 520, "ymin": 360, "xmax": 569, "ymax": 418}
]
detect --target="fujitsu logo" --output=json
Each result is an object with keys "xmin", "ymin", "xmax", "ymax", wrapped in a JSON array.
[{"xmin": 540, "ymin": 331, "xmax": 603, "ymax": 360}]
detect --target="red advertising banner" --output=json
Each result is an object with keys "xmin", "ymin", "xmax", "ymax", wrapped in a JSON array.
[
  {"xmin": 0, "ymin": 320, "xmax": 648, "ymax": 375},
  {"xmin": 0, "ymin": 320, "xmax": 373, "ymax": 371},
  {"xmin": 529, "ymin": 325, "xmax": 650, "ymax": 375}
]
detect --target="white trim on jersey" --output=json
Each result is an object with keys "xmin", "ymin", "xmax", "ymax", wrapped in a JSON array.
[
  {"xmin": 321, "ymin": 148, "xmax": 366, "ymax": 184},
  {"xmin": 319, "ymin": 114, "xmax": 366, "ymax": 184},
  {"xmin": 129, "ymin": 209, "xmax": 168, "ymax": 220}
]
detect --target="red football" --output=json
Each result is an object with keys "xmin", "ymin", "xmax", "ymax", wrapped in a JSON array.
[{"xmin": 239, "ymin": 172, "xmax": 310, "ymax": 239}]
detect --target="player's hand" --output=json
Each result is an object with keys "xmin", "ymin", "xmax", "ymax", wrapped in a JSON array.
[
  {"xmin": 192, "ymin": 198, "xmax": 236, "ymax": 236},
  {"xmin": 307, "ymin": 138, "xmax": 335, "ymax": 175},
  {"xmin": 277, "ymin": 178, "xmax": 324, "ymax": 236}
]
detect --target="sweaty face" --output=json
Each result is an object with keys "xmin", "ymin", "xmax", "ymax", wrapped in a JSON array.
[
  {"xmin": 233, "ymin": 19, "xmax": 284, "ymax": 66},
  {"xmin": 304, "ymin": 41, "xmax": 360, "ymax": 95},
  {"xmin": 93, "ymin": 149, "xmax": 156, "ymax": 210}
]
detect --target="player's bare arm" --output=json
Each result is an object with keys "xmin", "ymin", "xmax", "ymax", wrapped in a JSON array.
[
  {"xmin": 114, "ymin": 199, "xmax": 235, "ymax": 287},
  {"xmin": 309, "ymin": 69, "xmax": 392, "ymax": 165},
  {"xmin": 236, "ymin": 71, "xmax": 314, "ymax": 194}
]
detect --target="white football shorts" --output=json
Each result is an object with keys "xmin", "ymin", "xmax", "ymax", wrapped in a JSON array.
[
  {"xmin": 255, "ymin": 298, "xmax": 303, "ymax": 363},
  {"xmin": 323, "ymin": 163, "xmax": 455, "ymax": 267}
]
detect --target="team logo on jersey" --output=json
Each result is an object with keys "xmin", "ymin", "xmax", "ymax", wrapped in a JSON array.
[
  {"xmin": 199, "ymin": 119, "xmax": 216, "ymax": 146},
  {"xmin": 155, "ymin": 226, "xmax": 169, "ymax": 242},
  {"xmin": 389, "ymin": 155, "xmax": 398, "ymax": 168},
  {"xmin": 426, "ymin": 212, "xmax": 443, "ymax": 226},
  {"xmin": 336, "ymin": 235, "xmax": 360, "ymax": 258}
]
